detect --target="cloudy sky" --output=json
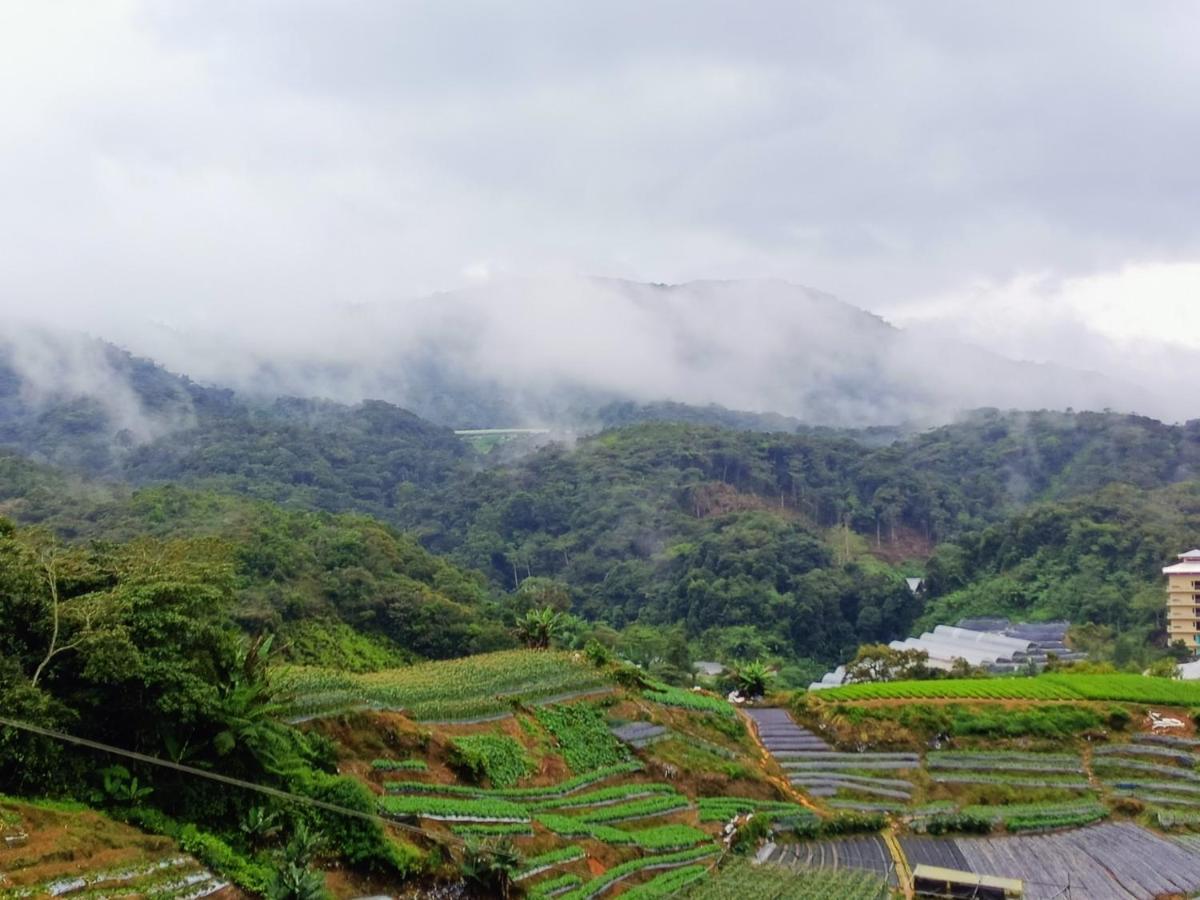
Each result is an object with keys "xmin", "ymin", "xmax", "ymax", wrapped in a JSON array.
[{"xmin": 3, "ymin": 1, "xmax": 1200, "ymax": 406}]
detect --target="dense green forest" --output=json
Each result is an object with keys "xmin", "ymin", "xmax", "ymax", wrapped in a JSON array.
[{"xmin": 5, "ymin": 344, "xmax": 1200, "ymax": 675}]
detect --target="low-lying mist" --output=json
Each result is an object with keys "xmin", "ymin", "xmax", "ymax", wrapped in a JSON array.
[{"xmin": 0, "ymin": 276, "xmax": 1177, "ymax": 436}]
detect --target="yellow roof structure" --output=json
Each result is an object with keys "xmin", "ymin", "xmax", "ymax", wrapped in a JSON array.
[{"xmin": 912, "ymin": 863, "xmax": 1024, "ymax": 895}]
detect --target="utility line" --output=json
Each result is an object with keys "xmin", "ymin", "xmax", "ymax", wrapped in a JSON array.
[{"xmin": 0, "ymin": 716, "xmax": 462, "ymax": 848}]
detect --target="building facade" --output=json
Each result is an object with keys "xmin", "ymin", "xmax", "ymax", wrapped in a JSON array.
[{"xmin": 1164, "ymin": 550, "xmax": 1200, "ymax": 646}]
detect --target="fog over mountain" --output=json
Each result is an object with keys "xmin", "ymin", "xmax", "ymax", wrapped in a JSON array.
[
  {"xmin": 0, "ymin": 276, "xmax": 1163, "ymax": 439},
  {"xmin": 4, "ymin": 3, "xmax": 1200, "ymax": 430}
]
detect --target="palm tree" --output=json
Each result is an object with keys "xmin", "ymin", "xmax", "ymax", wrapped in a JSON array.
[
  {"xmin": 213, "ymin": 633, "xmax": 305, "ymax": 774},
  {"xmin": 265, "ymin": 863, "xmax": 330, "ymax": 900},
  {"xmin": 515, "ymin": 607, "xmax": 562, "ymax": 650},
  {"xmin": 732, "ymin": 660, "xmax": 773, "ymax": 698},
  {"xmin": 461, "ymin": 838, "xmax": 522, "ymax": 899}
]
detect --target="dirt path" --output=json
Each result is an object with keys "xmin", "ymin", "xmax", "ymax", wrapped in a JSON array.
[{"xmin": 882, "ymin": 828, "xmax": 915, "ymax": 900}]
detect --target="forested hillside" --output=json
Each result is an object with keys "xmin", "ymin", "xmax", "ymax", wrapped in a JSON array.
[
  {"xmin": 0, "ymin": 454, "xmax": 509, "ymax": 666},
  {"xmin": 5, "ymin": 360, "xmax": 1200, "ymax": 675},
  {"xmin": 919, "ymin": 482, "xmax": 1200, "ymax": 664}
]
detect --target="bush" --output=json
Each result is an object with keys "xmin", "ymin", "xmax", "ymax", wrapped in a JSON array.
[
  {"xmin": 923, "ymin": 812, "xmax": 993, "ymax": 836},
  {"xmin": 732, "ymin": 814, "xmax": 772, "ymax": 853},
  {"xmin": 1107, "ymin": 706, "xmax": 1133, "ymax": 730},
  {"xmin": 784, "ymin": 811, "xmax": 885, "ymax": 839},
  {"xmin": 179, "ymin": 824, "xmax": 274, "ymax": 895},
  {"xmin": 293, "ymin": 772, "xmax": 425, "ymax": 875}
]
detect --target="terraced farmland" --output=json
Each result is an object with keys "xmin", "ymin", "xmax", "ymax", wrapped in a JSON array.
[
  {"xmin": 1097, "ymin": 732, "xmax": 1200, "ymax": 815},
  {"xmin": 747, "ymin": 706, "xmax": 921, "ymax": 805},
  {"xmin": 745, "ymin": 707, "xmax": 831, "ymax": 754},
  {"xmin": 556, "ymin": 845, "xmax": 719, "ymax": 900},
  {"xmin": 276, "ymin": 650, "xmax": 611, "ymax": 722},
  {"xmin": 611, "ymin": 721, "xmax": 670, "ymax": 748},
  {"xmin": 686, "ymin": 859, "xmax": 889, "ymax": 899},
  {"xmin": 813, "ymin": 672, "xmax": 1200, "ymax": 704},
  {"xmin": 0, "ymin": 799, "xmax": 226, "ymax": 900},
  {"xmin": 926, "ymin": 748, "xmax": 1091, "ymax": 792},
  {"xmin": 759, "ymin": 835, "xmax": 897, "ymax": 887},
  {"xmin": 954, "ymin": 822, "xmax": 1200, "ymax": 900}
]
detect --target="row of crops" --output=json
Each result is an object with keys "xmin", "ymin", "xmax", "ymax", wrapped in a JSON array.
[
  {"xmin": 696, "ymin": 796, "xmax": 815, "ymax": 823},
  {"xmin": 274, "ymin": 650, "xmax": 611, "ymax": 721},
  {"xmin": 1097, "ymin": 732, "xmax": 1200, "ymax": 816},
  {"xmin": 783, "ymin": 751, "xmax": 919, "ymax": 803},
  {"xmin": 378, "ymin": 767, "xmax": 704, "ymax": 834},
  {"xmin": 813, "ymin": 672, "xmax": 1200, "ymax": 704},
  {"xmin": 2, "ymin": 855, "xmax": 227, "ymax": 900},
  {"xmin": 686, "ymin": 859, "xmax": 889, "ymax": 900},
  {"xmin": 515, "ymin": 847, "xmax": 587, "ymax": 881},
  {"xmin": 556, "ymin": 846, "xmax": 718, "ymax": 900},
  {"xmin": 954, "ymin": 801, "xmax": 1109, "ymax": 832},
  {"xmin": 641, "ymin": 682, "xmax": 736, "ymax": 719},
  {"xmin": 535, "ymin": 817, "xmax": 706, "ymax": 850},
  {"xmin": 926, "ymin": 748, "xmax": 1091, "ymax": 793},
  {"xmin": 382, "ymin": 761, "xmax": 643, "ymax": 799},
  {"xmin": 619, "ymin": 864, "xmax": 710, "ymax": 898}
]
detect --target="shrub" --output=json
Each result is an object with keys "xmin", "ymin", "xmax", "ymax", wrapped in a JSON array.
[
  {"xmin": 1107, "ymin": 706, "xmax": 1133, "ymax": 730},
  {"xmin": 371, "ymin": 759, "xmax": 428, "ymax": 772},
  {"xmin": 295, "ymin": 771, "xmax": 425, "ymax": 874},
  {"xmin": 784, "ymin": 811, "xmax": 885, "ymax": 839},
  {"xmin": 732, "ymin": 814, "xmax": 772, "ymax": 853},
  {"xmin": 923, "ymin": 812, "xmax": 993, "ymax": 836},
  {"xmin": 264, "ymin": 863, "xmax": 331, "ymax": 900},
  {"xmin": 179, "ymin": 824, "xmax": 274, "ymax": 895}
]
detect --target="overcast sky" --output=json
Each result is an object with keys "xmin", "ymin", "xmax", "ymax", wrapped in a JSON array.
[{"xmin": 3, "ymin": 2, "xmax": 1200, "ymax": 385}]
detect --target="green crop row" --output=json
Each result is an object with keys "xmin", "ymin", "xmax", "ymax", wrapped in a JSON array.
[
  {"xmin": 815, "ymin": 673, "xmax": 1200, "ymax": 705},
  {"xmin": 688, "ymin": 862, "xmax": 889, "ymax": 900},
  {"xmin": 378, "ymin": 795, "xmax": 529, "ymax": 822},
  {"xmin": 622, "ymin": 824, "xmax": 709, "ymax": 851},
  {"xmin": 574, "ymin": 794, "xmax": 690, "ymax": 824},
  {"xmin": 384, "ymin": 762, "xmax": 643, "ymax": 799},
  {"xmin": 558, "ymin": 846, "xmax": 719, "ymax": 900},
  {"xmin": 537, "ymin": 814, "xmax": 638, "ymax": 845},
  {"xmin": 533, "ymin": 783, "xmax": 678, "ymax": 811},
  {"xmin": 642, "ymin": 683, "xmax": 736, "ymax": 718},
  {"xmin": 928, "ymin": 751, "xmax": 1080, "ymax": 764},
  {"xmin": 620, "ymin": 864, "xmax": 710, "ymax": 898},
  {"xmin": 528, "ymin": 873, "xmax": 585, "ymax": 899},
  {"xmin": 516, "ymin": 846, "xmax": 586, "ymax": 880},
  {"xmin": 1006, "ymin": 809, "xmax": 1108, "ymax": 832},
  {"xmin": 449, "ymin": 822, "xmax": 534, "ymax": 837},
  {"xmin": 1156, "ymin": 809, "xmax": 1200, "ymax": 828}
]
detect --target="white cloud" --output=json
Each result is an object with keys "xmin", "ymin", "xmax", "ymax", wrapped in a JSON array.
[{"xmin": 3, "ymin": 2, "xmax": 1200, "ymax": 422}]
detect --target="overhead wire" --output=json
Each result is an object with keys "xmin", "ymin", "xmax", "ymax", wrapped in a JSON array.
[{"xmin": 0, "ymin": 715, "xmax": 464, "ymax": 848}]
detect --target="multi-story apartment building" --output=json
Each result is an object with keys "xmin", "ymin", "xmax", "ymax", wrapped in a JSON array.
[{"xmin": 1164, "ymin": 549, "xmax": 1200, "ymax": 646}]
